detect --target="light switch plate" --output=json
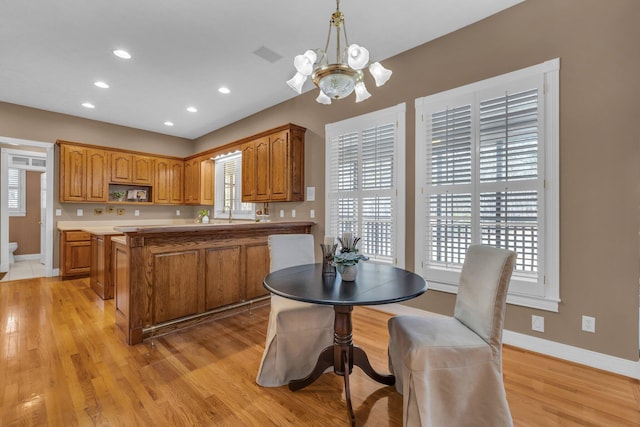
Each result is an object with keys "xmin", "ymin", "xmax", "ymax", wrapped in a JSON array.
[
  {"xmin": 306, "ymin": 187, "xmax": 316, "ymax": 201},
  {"xmin": 76, "ymin": 208, "xmax": 83, "ymax": 217}
]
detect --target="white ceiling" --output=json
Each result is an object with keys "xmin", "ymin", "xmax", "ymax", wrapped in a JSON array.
[{"xmin": 0, "ymin": 0, "xmax": 522, "ymax": 140}]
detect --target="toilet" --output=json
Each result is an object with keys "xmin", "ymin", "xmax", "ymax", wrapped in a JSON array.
[{"xmin": 8, "ymin": 242, "xmax": 17, "ymax": 264}]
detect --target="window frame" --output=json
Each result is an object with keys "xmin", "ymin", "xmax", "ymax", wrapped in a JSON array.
[
  {"xmin": 7, "ymin": 167, "xmax": 26, "ymax": 217},
  {"xmin": 415, "ymin": 59, "xmax": 560, "ymax": 312},
  {"xmin": 325, "ymin": 103, "xmax": 406, "ymax": 267},
  {"xmin": 213, "ymin": 151, "xmax": 255, "ymax": 220}
]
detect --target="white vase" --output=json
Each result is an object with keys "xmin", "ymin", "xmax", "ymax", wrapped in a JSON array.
[{"xmin": 337, "ymin": 264, "xmax": 357, "ymax": 281}]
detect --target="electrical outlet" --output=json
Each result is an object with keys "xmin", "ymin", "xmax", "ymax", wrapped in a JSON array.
[
  {"xmin": 76, "ymin": 208, "xmax": 83, "ymax": 217},
  {"xmin": 582, "ymin": 315, "xmax": 596, "ymax": 333},
  {"xmin": 55, "ymin": 208, "xmax": 62, "ymax": 216},
  {"xmin": 134, "ymin": 209, "xmax": 140, "ymax": 217},
  {"xmin": 176, "ymin": 209, "xmax": 181, "ymax": 216},
  {"xmin": 310, "ymin": 209, "xmax": 315, "ymax": 218},
  {"xmin": 291, "ymin": 209, "xmax": 296, "ymax": 218},
  {"xmin": 279, "ymin": 209, "xmax": 284, "ymax": 218},
  {"xmin": 532, "ymin": 315, "xmax": 544, "ymax": 332}
]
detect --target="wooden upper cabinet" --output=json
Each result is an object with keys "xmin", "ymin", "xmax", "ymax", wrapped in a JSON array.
[
  {"xmin": 86, "ymin": 149, "xmax": 109, "ymax": 201},
  {"xmin": 241, "ymin": 142, "xmax": 256, "ymax": 200},
  {"xmin": 184, "ymin": 157, "xmax": 214, "ymax": 205},
  {"xmin": 154, "ymin": 158, "xmax": 184, "ymax": 204},
  {"xmin": 110, "ymin": 153, "xmax": 154, "ymax": 185},
  {"xmin": 241, "ymin": 124, "xmax": 305, "ymax": 202},
  {"xmin": 59, "ymin": 142, "xmax": 108, "ymax": 202}
]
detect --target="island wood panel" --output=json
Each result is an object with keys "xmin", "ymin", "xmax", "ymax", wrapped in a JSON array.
[
  {"xmin": 244, "ymin": 242, "xmax": 270, "ymax": 300},
  {"xmin": 205, "ymin": 246, "xmax": 242, "ymax": 310},
  {"xmin": 113, "ymin": 239, "xmax": 137, "ymax": 344},
  {"xmin": 152, "ymin": 250, "xmax": 200, "ymax": 324},
  {"xmin": 114, "ymin": 221, "xmax": 313, "ymax": 344}
]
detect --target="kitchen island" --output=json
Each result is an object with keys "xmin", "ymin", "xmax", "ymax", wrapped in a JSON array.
[{"xmin": 111, "ymin": 220, "xmax": 314, "ymax": 344}]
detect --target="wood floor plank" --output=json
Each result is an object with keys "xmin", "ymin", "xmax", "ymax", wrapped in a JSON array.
[{"xmin": 1, "ymin": 276, "xmax": 639, "ymax": 426}]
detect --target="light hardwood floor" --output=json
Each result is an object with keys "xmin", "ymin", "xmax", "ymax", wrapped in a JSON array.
[{"xmin": 1, "ymin": 276, "xmax": 639, "ymax": 426}]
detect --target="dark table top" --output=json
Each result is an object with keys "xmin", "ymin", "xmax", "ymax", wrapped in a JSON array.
[{"xmin": 263, "ymin": 262, "xmax": 427, "ymax": 306}]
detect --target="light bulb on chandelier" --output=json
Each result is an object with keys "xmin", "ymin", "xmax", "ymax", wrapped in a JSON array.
[{"xmin": 286, "ymin": 0, "xmax": 392, "ymax": 104}]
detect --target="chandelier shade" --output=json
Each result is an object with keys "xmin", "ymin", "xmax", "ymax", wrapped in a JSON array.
[{"xmin": 286, "ymin": 0, "xmax": 392, "ymax": 104}]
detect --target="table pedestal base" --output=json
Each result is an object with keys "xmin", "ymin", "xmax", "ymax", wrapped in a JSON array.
[{"xmin": 288, "ymin": 305, "xmax": 395, "ymax": 426}]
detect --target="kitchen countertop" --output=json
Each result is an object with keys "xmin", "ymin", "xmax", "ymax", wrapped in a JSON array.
[
  {"xmin": 114, "ymin": 220, "xmax": 315, "ymax": 234},
  {"xmin": 57, "ymin": 219, "xmax": 315, "ymax": 235}
]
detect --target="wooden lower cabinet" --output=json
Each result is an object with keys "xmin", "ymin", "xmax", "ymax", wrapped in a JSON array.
[
  {"xmin": 112, "ymin": 222, "xmax": 313, "ymax": 345},
  {"xmin": 60, "ymin": 230, "xmax": 92, "ymax": 279}
]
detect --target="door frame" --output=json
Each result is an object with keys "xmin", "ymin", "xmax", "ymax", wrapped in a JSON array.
[{"xmin": 0, "ymin": 137, "xmax": 54, "ymax": 276}]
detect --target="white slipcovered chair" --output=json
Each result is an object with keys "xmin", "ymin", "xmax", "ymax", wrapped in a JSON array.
[
  {"xmin": 256, "ymin": 234, "xmax": 335, "ymax": 387},
  {"xmin": 388, "ymin": 244, "xmax": 517, "ymax": 427}
]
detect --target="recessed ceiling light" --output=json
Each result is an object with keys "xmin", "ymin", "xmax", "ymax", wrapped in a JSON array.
[
  {"xmin": 218, "ymin": 87, "xmax": 230, "ymax": 94},
  {"xmin": 82, "ymin": 102, "xmax": 95, "ymax": 109},
  {"xmin": 94, "ymin": 81, "xmax": 109, "ymax": 89},
  {"xmin": 113, "ymin": 49, "xmax": 132, "ymax": 59},
  {"xmin": 164, "ymin": 121, "xmax": 174, "ymax": 126},
  {"xmin": 186, "ymin": 106, "xmax": 198, "ymax": 113}
]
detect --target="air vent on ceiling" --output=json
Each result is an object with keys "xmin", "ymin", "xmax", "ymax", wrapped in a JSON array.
[{"xmin": 253, "ymin": 46, "xmax": 283, "ymax": 64}]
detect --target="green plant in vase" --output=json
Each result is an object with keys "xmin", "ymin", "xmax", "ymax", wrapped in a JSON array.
[
  {"xmin": 110, "ymin": 191, "xmax": 126, "ymax": 201},
  {"xmin": 334, "ymin": 233, "xmax": 368, "ymax": 281}
]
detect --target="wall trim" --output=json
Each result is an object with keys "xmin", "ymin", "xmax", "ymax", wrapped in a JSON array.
[{"xmin": 375, "ymin": 303, "xmax": 640, "ymax": 379}]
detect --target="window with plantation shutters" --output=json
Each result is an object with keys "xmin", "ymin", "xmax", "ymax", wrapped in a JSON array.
[
  {"xmin": 8, "ymin": 167, "xmax": 25, "ymax": 216},
  {"xmin": 326, "ymin": 103, "xmax": 406, "ymax": 266},
  {"xmin": 416, "ymin": 59, "xmax": 560, "ymax": 312},
  {"xmin": 214, "ymin": 151, "xmax": 254, "ymax": 219}
]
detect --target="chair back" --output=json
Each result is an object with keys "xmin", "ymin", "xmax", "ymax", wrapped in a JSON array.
[
  {"xmin": 268, "ymin": 234, "xmax": 315, "ymax": 273},
  {"xmin": 453, "ymin": 245, "xmax": 516, "ymax": 349}
]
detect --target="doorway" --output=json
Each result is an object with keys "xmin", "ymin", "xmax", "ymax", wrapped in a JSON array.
[{"xmin": 0, "ymin": 137, "xmax": 54, "ymax": 278}]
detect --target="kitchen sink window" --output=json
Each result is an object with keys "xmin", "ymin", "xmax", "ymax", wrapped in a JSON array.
[{"xmin": 213, "ymin": 151, "xmax": 254, "ymax": 220}]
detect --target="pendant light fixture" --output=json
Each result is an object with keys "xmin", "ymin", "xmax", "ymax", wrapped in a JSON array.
[{"xmin": 286, "ymin": 0, "xmax": 392, "ymax": 104}]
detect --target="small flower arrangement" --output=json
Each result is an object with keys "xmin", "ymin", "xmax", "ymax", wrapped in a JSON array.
[{"xmin": 333, "ymin": 233, "xmax": 368, "ymax": 266}]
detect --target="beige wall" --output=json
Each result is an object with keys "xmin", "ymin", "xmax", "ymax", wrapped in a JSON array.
[
  {"xmin": 195, "ymin": 0, "xmax": 640, "ymax": 360},
  {"xmin": 0, "ymin": 0, "xmax": 637, "ymax": 360}
]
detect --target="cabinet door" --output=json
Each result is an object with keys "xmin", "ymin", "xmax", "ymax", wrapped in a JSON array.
[
  {"xmin": 63, "ymin": 240, "xmax": 92, "ymax": 277},
  {"xmin": 60, "ymin": 144, "xmax": 86, "ymax": 202},
  {"xmin": 245, "ymin": 243, "xmax": 270, "ymax": 299},
  {"xmin": 132, "ymin": 156, "xmax": 154, "ymax": 185},
  {"xmin": 153, "ymin": 250, "xmax": 199, "ymax": 323},
  {"xmin": 199, "ymin": 159, "xmax": 214, "ymax": 205},
  {"xmin": 184, "ymin": 158, "xmax": 199, "ymax": 204},
  {"xmin": 110, "ymin": 153, "xmax": 132, "ymax": 183},
  {"xmin": 241, "ymin": 142, "xmax": 257, "ymax": 201},
  {"xmin": 204, "ymin": 246, "xmax": 242, "ymax": 310},
  {"xmin": 169, "ymin": 160, "xmax": 184, "ymax": 204},
  {"xmin": 154, "ymin": 158, "xmax": 171, "ymax": 204},
  {"xmin": 269, "ymin": 131, "xmax": 289, "ymax": 201},
  {"xmin": 86, "ymin": 149, "xmax": 108, "ymax": 202},
  {"xmin": 255, "ymin": 137, "xmax": 271, "ymax": 201}
]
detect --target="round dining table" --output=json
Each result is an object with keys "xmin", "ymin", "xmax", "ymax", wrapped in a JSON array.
[{"xmin": 263, "ymin": 262, "xmax": 427, "ymax": 426}]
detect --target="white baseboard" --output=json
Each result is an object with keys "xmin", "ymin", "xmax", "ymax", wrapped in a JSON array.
[
  {"xmin": 377, "ymin": 303, "xmax": 640, "ymax": 379},
  {"xmin": 14, "ymin": 253, "xmax": 41, "ymax": 261}
]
